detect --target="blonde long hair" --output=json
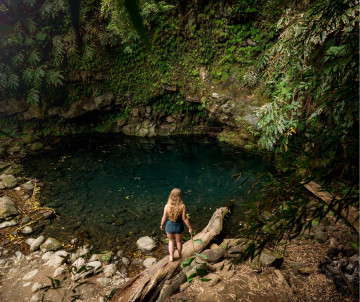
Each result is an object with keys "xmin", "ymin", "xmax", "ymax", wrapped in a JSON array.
[{"xmin": 167, "ymin": 188, "xmax": 184, "ymax": 221}]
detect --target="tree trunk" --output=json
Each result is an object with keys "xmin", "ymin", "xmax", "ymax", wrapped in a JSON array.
[{"xmin": 113, "ymin": 207, "xmax": 229, "ymax": 302}]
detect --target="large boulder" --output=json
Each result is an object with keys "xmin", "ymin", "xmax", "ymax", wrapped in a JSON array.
[
  {"xmin": 40, "ymin": 237, "xmax": 62, "ymax": 252},
  {"xmin": 0, "ymin": 196, "xmax": 19, "ymax": 219},
  {"xmin": 2, "ymin": 175, "xmax": 17, "ymax": 188},
  {"xmin": 136, "ymin": 236, "xmax": 156, "ymax": 251}
]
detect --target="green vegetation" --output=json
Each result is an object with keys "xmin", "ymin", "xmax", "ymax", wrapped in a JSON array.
[{"xmin": 0, "ymin": 0, "xmax": 358, "ymax": 258}]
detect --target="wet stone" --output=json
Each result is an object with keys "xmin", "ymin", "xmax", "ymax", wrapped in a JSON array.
[
  {"xmin": 2, "ymin": 175, "xmax": 17, "ymax": 188},
  {"xmin": 22, "ymin": 226, "xmax": 33, "ymax": 235},
  {"xmin": 0, "ymin": 196, "xmax": 19, "ymax": 219},
  {"xmin": 122, "ymin": 257, "xmax": 130, "ymax": 267}
]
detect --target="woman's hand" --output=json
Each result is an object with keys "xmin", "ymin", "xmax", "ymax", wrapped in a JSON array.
[
  {"xmin": 189, "ymin": 228, "xmax": 192, "ymax": 234},
  {"xmin": 160, "ymin": 225, "xmax": 164, "ymax": 230}
]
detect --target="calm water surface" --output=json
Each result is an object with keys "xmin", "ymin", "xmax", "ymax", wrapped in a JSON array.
[{"xmin": 22, "ymin": 134, "xmax": 267, "ymax": 252}]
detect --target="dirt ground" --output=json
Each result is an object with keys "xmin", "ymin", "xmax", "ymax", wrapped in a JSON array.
[{"xmin": 166, "ymin": 218, "xmax": 358, "ymax": 302}]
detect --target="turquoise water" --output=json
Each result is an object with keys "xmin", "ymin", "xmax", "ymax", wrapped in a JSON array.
[{"xmin": 22, "ymin": 134, "xmax": 267, "ymax": 252}]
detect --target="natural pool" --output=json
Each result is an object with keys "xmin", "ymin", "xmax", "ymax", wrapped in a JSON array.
[{"xmin": 22, "ymin": 134, "xmax": 268, "ymax": 252}]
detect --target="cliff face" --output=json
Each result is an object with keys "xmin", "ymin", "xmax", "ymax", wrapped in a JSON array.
[{"xmin": 0, "ymin": 66, "xmax": 262, "ymax": 149}]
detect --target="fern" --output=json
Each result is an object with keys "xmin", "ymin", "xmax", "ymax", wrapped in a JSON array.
[
  {"xmin": 28, "ymin": 50, "xmax": 41, "ymax": 65},
  {"xmin": 27, "ymin": 88, "xmax": 40, "ymax": 105},
  {"xmin": 46, "ymin": 70, "xmax": 64, "ymax": 87},
  {"xmin": 53, "ymin": 35, "xmax": 65, "ymax": 66},
  {"xmin": 8, "ymin": 74, "xmax": 19, "ymax": 90}
]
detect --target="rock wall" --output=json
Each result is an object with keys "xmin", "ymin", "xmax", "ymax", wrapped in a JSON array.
[{"xmin": 0, "ymin": 67, "xmax": 264, "ymax": 149}]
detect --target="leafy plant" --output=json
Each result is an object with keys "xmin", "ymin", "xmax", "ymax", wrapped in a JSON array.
[{"xmin": 182, "ymin": 236, "xmax": 211, "ymax": 282}]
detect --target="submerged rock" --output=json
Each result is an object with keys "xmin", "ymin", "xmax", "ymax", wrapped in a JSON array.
[
  {"xmin": 143, "ymin": 258, "xmax": 157, "ymax": 268},
  {"xmin": 0, "ymin": 221, "xmax": 17, "ymax": 229},
  {"xmin": 0, "ymin": 196, "xmax": 19, "ymax": 219},
  {"xmin": 21, "ymin": 226, "xmax": 33, "ymax": 235},
  {"xmin": 2, "ymin": 175, "xmax": 17, "ymax": 188},
  {"xmin": 122, "ymin": 257, "xmax": 130, "ymax": 267},
  {"xmin": 22, "ymin": 181, "xmax": 34, "ymax": 191},
  {"xmin": 31, "ymin": 142, "xmax": 44, "ymax": 152}
]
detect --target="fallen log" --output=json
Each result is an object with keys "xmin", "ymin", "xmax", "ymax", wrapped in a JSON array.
[
  {"xmin": 304, "ymin": 181, "xmax": 359, "ymax": 233},
  {"xmin": 113, "ymin": 207, "xmax": 229, "ymax": 302}
]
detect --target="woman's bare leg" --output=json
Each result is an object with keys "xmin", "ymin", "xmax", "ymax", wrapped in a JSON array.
[
  {"xmin": 175, "ymin": 232, "xmax": 183, "ymax": 258},
  {"xmin": 167, "ymin": 233, "xmax": 175, "ymax": 261}
]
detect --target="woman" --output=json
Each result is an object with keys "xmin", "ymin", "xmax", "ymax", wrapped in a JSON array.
[{"xmin": 160, "ymin": 188, "xmax": 192, "ymax": 261}]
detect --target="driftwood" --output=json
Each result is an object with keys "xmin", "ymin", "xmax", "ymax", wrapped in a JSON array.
[
  {"xmin": 304, "ymin": 181, "xmax": 359, "ymax": 233},
  {"xmin": 113, "ymin": 207, "xmax": 229, "ymax": 302}
]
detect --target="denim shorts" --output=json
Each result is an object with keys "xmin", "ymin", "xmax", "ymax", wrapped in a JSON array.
[{"xmin": 165, "ymin": 219, "xmax": 184, "ymax": 234}]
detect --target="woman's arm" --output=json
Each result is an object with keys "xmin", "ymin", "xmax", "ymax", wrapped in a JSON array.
[
  {"xmin": 160, "ymin": 205, "xmax": 167, "ymax": 230},
  {"xmin": 182, "ymin": 205, "xmax": 192, "ymax": 234}
]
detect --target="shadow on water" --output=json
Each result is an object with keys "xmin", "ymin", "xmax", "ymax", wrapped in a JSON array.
[{"xmin": 22, "ymin": 134, "xmax": 268, "ymax": 252}]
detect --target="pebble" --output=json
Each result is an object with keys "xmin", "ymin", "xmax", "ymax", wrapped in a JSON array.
[
  {"xmin": 22, "ymin": 181, "xmax": 34, "ymax": 191},
  {"xmin": 30, "ymin": 235, "xmax": 45, "ymax": 252},
  {"xmin": 71, "ymin": 238, "xmax": 78, "ymax": 245},
  {"xmin": 30, "ymin": 293, "xmax": 41, "ymax": 302},
  {"xmin": 31, "ymin": 282, "xmax": 43, "ymax": 293},
  {"xmin": 22, "ymin": 269, "xmax": 39, "ymax": 281},
  {"xmin": 42, "ymin": 251, "xmax": 54, "ymax": 261},
  {"xmin": 22, "ymin": 226, "xmax": 33, "ymax": 235},
  {"xmin": 73, "ymin": 258, "xmax": 86, "ymax": 271},
  {"xmin": 22, "ymin": 216, "xmax": 31, "ymax": 224},
  {"xmin": 133, "ymin": 258, "xmax": 143, "ymax": 265},
  {"xmin": 0, "ymin": 221, "xmax": 17, "ymax": 229},
  {"xmin": 23, "ymin": 282, "xmax": 31, "ymax": 287},
  {"xmin": 14, "ymin": 250, "xmax": 22, "ymax": 258},
  {"xmin": 117, "ymin": 250, "xmax": 124, "ymax": 258},
  {"xmin": 120, "ymin": 268, "xmax": 128, "ymax": 277},
  {"xmin": 97, "ymin": 277, "xmax": 111, "ymax": 287},
  {"xmin": 104, "ymin": 263, "xmax": 117, "ymax": 277},
  {"xmin": 122, "ymin": 257, "xmax": 130, "ymax": 267},
  {"xmin": 86, "ymin": 261, "xmax": 102, "ymax": 274},
  {"xmin": 54, "ymin": 266, "xmax": 66, "ymax": 277}
]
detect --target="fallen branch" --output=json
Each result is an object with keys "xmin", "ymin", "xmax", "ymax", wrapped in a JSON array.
[
  {"xmin": 304, "ymin": 181, "xmax": 359, "ymax": 233},
  {"xmin": 113, "ymin": 207, "xmax": 229, "ymax": 302}
]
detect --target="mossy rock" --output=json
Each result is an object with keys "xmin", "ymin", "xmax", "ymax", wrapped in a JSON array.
[
  {"xmin": 0, "ymin": 161, "xmax": 11, "ymax": 173},
  {"xmin": 5, "ymin": 163, "xmax": 23, "ymax": 176},
  {"xmin": 31, "ymin": 142, "xmax": 44, "ymax": 151},
  {"xmin": 23, "ymin": 135, "xmax": 36, "ymax": 144}
]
